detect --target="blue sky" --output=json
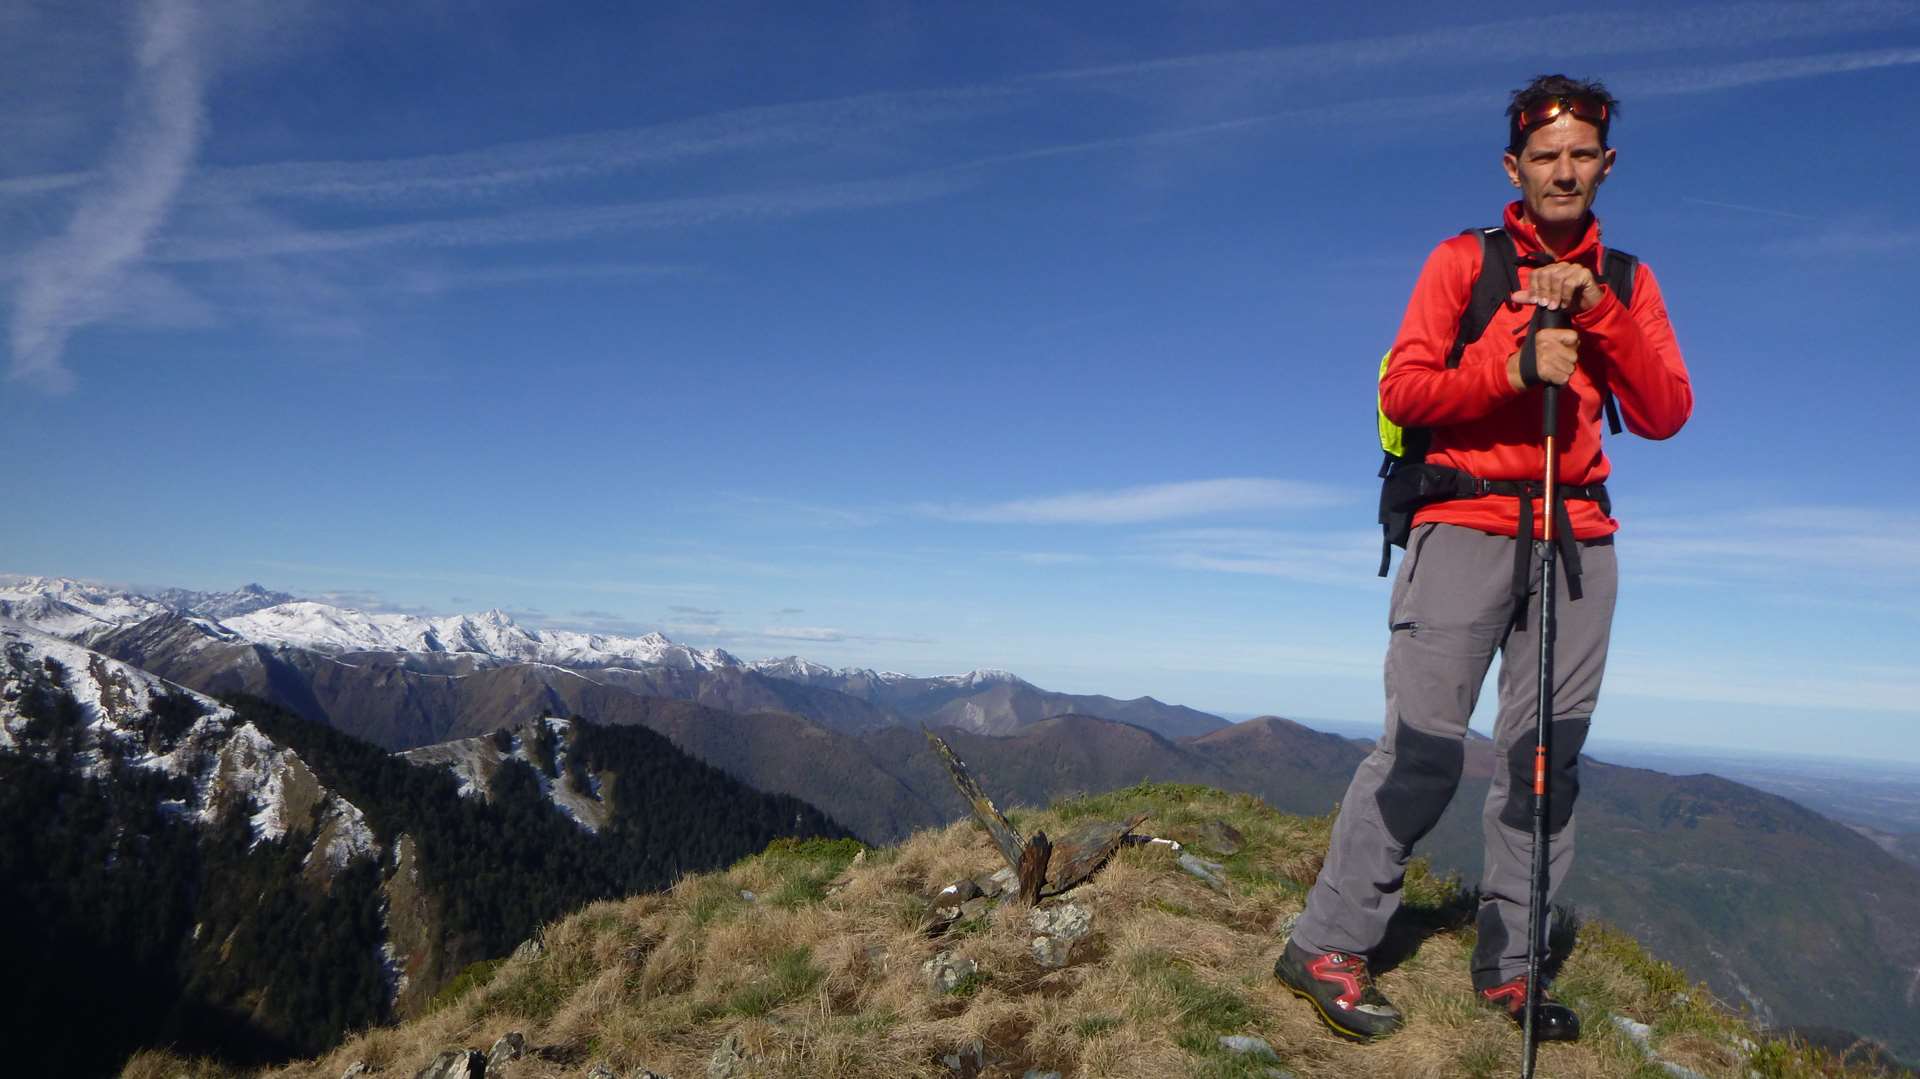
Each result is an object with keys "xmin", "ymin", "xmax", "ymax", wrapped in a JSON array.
[{"xmin": 3, "ymin": 0, "xmax": 1918, "ymax": 760}]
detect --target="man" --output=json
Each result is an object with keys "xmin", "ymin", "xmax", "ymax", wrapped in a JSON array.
[{"xmin": 1274, "ymin": 75, "xmax": 1693, "ymax": 1042}]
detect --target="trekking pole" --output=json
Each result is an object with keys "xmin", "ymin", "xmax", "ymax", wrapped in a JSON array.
[{"xmin": 1521, "ymin": 303, "xmax": 1570, "ymax": 1079}]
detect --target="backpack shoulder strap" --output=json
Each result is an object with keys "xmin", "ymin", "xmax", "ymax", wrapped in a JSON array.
[
  {"xmin": 1598, "ymin": 246, "xmax": 1638, "ymax": 435},
  {"xmin": 1602, "ymin": 246, "xmax": 1637, "ymax": 308},
  {"xmin": 1445, "ymin": 228, "xmax": 1517, "ymax": 369}
]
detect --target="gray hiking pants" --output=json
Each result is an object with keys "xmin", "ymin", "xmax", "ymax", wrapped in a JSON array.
[{"xmin": 1291, "ymin": 522, "xmax": 1617, "ymax": 988}]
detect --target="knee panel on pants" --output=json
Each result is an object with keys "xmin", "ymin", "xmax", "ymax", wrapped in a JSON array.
[
  {"xmin": 1376, "ymin": 720, "xmax": 1465, "ymax": 847},
  {"xmin": 1497, "ymin": 717, "xmax": 1591, "ymax": 834}
]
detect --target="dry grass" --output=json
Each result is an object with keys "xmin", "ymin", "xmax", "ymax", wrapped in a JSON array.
[{"xmin": 131, "ymin": 785, "xmax": 1902, "ymax": 1079}]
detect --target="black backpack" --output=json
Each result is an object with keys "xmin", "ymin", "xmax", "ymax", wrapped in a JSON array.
[{"xmin": 1375, "ymin": 227, "xmax": 1637, "ymax": 577}]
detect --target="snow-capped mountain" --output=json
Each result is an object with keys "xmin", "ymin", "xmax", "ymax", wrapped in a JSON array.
[
  {"xmin": 746, "ymin": 656, "xmax": 1021, "ymax": 688},
  {"xmin": 748, "ymin": 655, "xmax": 841, "ymax": 681},
  {"xmin": 0, "ymin": 575, "xmax": 171, "ymax": 642},
  {"xmin": 0, "ymin": 576, "xmax": 1058, "ymax": 725},
  {"xmin": 224, "ymin": 602, "xmax": 741, "ymax": 670},
  {"xmin": 0, "ymin": 622, "xmax": 376, "ymax": 867},
  {"xmin": 150, "ymin": 582, "xmax": 298, "ymax": 620},
  {"xmin": 1, "ymin": 577, "xmax": 743, "ymax": 672}
]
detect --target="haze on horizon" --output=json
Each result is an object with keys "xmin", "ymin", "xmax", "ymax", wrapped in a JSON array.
[{"xmin": 3, "ymin": 1, "xmax": 1917, "ymax": 762}]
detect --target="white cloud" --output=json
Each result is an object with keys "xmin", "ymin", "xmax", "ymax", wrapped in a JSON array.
[
  {"xmin": 191, "ymin": 86, "xmax": 1015, "ymax": 208},
  {"xmin": 10, "ymin": 2, "xmax": 1919, "ymax": 390},
  {"xmin": 148, "ymin": 171, "xmax": 967, "ymax": 263},
  {"xmin": 7, "ymin": 0, "xmax": 205, "ymax": 391},
  {"xmin": 1630, "ymin": 507, "xmax": 1920, "ymax": 584},
  {"xmin": 1608, "ymin": 654, "xmax": 1920, "ymax": 715},
  {"xmin": 1618, "ymin": 45, "xmax": 1920, "ymax": 96},
  {"xmin": 758, "ymin": 626, "xmax": 851, "ymax": 642},
  {"xmin": 924, "ymin": 478, "xmax": 1346, "ymax": 525},
  {"xmin": 1134, "ymin": 527, "xmax": 1380, "ymax": 586},
  {"xmin": 1766, "ymin": 225, "xmax": 1920, "ymax": 257}
]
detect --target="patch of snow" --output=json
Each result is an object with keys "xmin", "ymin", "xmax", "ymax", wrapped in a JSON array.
[
  {"xmin": 212, "ymin": 723, "xmax": 294, "ymax": 843},
  {"xmin": 377, "ymin": 900, "xmax": 410, "ymax": 1006},
  {"xmin": 535, "ymin": 719, "xmax": 604, "ymax": 833},
  {"xmin": 1707, "ymin": 946, "xmax": 1773, "ymax": 1024},
  {"xmin": 306, "ymin": 797, "xmax": 379, "ymax": 873}
]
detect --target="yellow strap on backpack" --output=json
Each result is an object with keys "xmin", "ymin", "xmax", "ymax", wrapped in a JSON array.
[{"xmin": 1377, "ymin": 350, "xmax": 1404, "ymax": 458}]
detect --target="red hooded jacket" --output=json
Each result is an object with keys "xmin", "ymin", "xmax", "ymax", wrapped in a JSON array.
[{"xmin": 1381, "ymin": 202, "xmax": 1693, "ymax": 540}]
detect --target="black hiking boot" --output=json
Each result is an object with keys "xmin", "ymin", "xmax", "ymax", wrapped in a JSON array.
[
  {"xmin": 1273, "ymin": 939, "xmax": 1405, "ymax": 1041},
  {"xmin": 1479, "ymin": 975, "xmax": 1581, "ymax": 1042}
]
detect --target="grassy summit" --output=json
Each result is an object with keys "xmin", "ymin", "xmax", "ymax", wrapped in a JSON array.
[{"xmin": 129, "ymin": 785, "xmax": 1900, "ymax": 1079}]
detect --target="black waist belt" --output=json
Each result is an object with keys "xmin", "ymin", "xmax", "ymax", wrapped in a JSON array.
[
  {"xmin": 1379, "ymin": 462, "xmax": 1609, "ymax": 616},
  {"xmin": 1472, "ymin": 476, "xmax": 1606, "ymax": 613}
]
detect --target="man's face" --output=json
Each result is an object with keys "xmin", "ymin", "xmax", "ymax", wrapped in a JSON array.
[{"xmin": 1502, "ymin": 112, "xmax": 1615, "ymax": 231}]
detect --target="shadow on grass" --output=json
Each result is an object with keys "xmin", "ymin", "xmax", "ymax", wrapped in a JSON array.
[
  {"xmin": 1371, "ymin": 883, "xmax": 1479, "ymax": 975},
  {"xmin": 1370, "ymin": 886, "xmax": 1579, "ymax": 980}
]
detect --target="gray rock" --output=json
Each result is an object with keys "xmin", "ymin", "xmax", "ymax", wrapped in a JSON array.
[
  {"xmin": 738, "ymin": 889, "xmax": 757, "ymax": 902},
  {"xmin": 980, "ymin": 867, "xmax": 1018, "ymax": 896},
  {"xmin": 923, "ymin": 878, "xmax": 987, "ymax": 934},
  {"xmin": 414, "ymin": 1050, "xmax": 485, "ymax": 1079},
  {"xmin": 585, "ymin": 1065, "xmax": 618, "ymax": 1079},
  {"xmin": 1027, "ymin": 903, "xmax": 1092, "ymax": 944},
  {"xmin": 1022, "ymin": 1071, "xmax": 1062, "ymax": 1079},
  {"xmin": 707, "ymin": 1031, "xmax": 749, "ymax": 1079},
  {"xmin": 1027, "ymin": 902, "xmax": 1094, "ymax": 968},
  {"xmin": 488, "ymin": 1031, "xmax": 525, "ymax": 1069},
  {"xmin": 1218, "ymin": 1034, "xmax": 1279, "ymax": 1060},
  {"xmin": 1196, "ymin": 819, "xmax": 1245, "ymax": 855},
  {"xmin": 1030, "ymin": 934, "xmax": 1071, "ymax": 968},
  {"xmin": 1610, "ymin": 1015, "xmax": 1707, "ymax": 1079},
  {"xmin": 1612, "ymin": 1014, "xmax": 1655, "ymax": 1053},
  {"xmin": 1272, "ymin": 910, "xmax": 1302, "ymax": 940},
  {"xmin": 1178, "ymin": 852, "xmax": 1228, "ymax": 891},
  {"xmin": 342, "ymin": 1064, "xmax": 372, "ymax": 1079},
  {"xmin": 921, "ymin": 950, "xmax": 978, "ymax": 994},
  {"xmin": 940, "ymin": 1038, "xmax": 986, "ymax": 1076},
  {"xmin": 510, "ymin": 938, "xmax": 543, "ymax": 963}
]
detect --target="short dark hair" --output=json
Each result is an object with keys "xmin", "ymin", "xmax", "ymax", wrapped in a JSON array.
[{"xmin": 1507, "ymin": 74, "xmax": 1619, "ymax": 153}]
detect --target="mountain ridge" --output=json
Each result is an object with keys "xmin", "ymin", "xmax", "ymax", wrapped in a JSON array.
[
  {"xmin": 2, "ymin": 575, "xmax": 1225, "ymax": 740},
  {"xmin": 0, "ymin": 626, "xmax": 850, "ymax": 1077}
]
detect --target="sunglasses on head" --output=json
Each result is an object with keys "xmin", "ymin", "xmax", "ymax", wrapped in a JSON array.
[{"xmin": 1511, "ymin": 94, "xmax": 1609, "ymax": 147}]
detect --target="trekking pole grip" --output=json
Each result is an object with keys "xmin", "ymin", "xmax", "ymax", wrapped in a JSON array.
[{"xmin": 1531, "ymin": 306, "xmax": 1572, "ymax": 437}]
